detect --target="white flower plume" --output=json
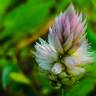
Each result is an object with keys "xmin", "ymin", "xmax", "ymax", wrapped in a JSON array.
[{"xmin": 33, "ymin": 4, "xmax": 93, "ymax": 76}]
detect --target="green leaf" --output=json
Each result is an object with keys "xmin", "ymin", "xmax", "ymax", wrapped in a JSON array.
[
  {"xmin": 28, "ymin": 0, "xmax": 43, "ymax": 4},
  {"xmin": 10, "ymin": 72, "xmax": 31, "ymax": 84},
  {"xmin": 57, "ymin": 0, "xmax": 70, "ymax": 11},
  {"xmin": 65, "ymin": 78, "xmax": 94, "ymax": 96},
  {"xmin": 0, "ymin": 0, "xmax": 12, "ymax": 14},
  {"xmin": 1, "ymin": 1, "xmax": 53, "ymax": 39},
  {"xmin": 75, "ymin": 0, "xmax": 91, "ymax": 7},
  {"xmin": 2, "ymin": 65, "xmax": 14, "ymax": 89},
  {"xmin": 87, "ymin": 62, "xmax": 96, "ymax": 78},
  {"xmin": 87, "ymin": 26, "xmax": 96, "ymax": 50},
  {"xmin": 91, "ymin": 0, "xmax": 96, "ymax": 9},
  {"xmin": 0, "ymin": 0, "xmax": 15, "ymax": 24},
  {"xmin": 0, "ymin": 58, "xmax": 8, "ymax": 68},
  {"xmin": 37, "ymin": 72, "xmax": 52, "ymax": 95}
]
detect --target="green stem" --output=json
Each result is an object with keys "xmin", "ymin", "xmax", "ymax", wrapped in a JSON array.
[{"xmin": 61, "ymin": 88, "xmax": 64, "ymax": 96}]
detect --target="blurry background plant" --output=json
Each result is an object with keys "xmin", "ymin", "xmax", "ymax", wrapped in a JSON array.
[{"xmin": 0, "ymin": 0, "xmax": 96, "ymax": 96}]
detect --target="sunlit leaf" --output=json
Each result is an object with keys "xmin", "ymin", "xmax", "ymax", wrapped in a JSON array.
[{"xmin": 10, "ymin": 72, "xmax": 31, "ymax": 84}]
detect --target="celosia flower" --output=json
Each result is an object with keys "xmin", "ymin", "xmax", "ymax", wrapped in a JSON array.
[{"xmin": 33, "ymin": 4, "xmax": 93, "ymax": 78}]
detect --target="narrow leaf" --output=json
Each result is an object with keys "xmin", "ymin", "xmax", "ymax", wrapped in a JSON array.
[{"xmin": 10, "ymin": 72, "xmax": 30, "ymax": 84}]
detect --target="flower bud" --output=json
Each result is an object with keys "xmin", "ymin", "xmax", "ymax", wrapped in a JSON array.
[{"xmin": 33, "ymin": 4, "xmax": 93, "ymax": 88}]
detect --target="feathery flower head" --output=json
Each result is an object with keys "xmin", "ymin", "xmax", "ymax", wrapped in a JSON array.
[{"xmin": 33, "ymin": 4, "xmax": 93, "ymax": 87}]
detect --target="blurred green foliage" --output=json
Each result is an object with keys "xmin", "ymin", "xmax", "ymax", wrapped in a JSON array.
[{"xmin": 1, "ymin": 0, "xmax": 96, "ymax": 96}]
